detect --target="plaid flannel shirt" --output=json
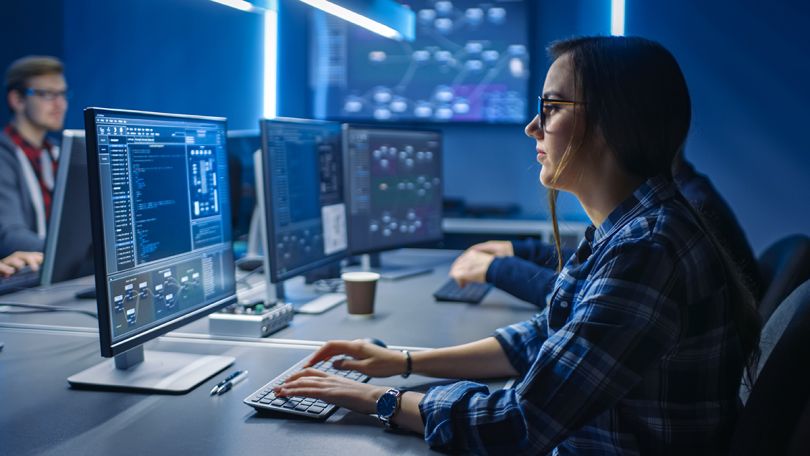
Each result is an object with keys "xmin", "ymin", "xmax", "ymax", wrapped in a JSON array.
[{"xmin": 419, "ymin": 176, "xmax": 745, "ymax": 455}]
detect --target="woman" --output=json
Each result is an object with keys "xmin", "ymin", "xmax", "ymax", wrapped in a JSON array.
[{"xmin": 275, "ymin": 36, "xmax": 760, "ymax": 454}]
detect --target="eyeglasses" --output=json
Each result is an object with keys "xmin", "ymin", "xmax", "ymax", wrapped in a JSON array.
[
  {"xmin": 537, "ymin": 96, "xmax": 581, "ymax": 132},
  {"xmin": 24, "ymin": 88, "xmax": 72, "ymax": 101}
]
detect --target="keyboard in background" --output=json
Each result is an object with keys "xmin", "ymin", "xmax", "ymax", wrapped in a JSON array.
[
  {"xmin": 0, "ymin": 267, "xmax": 40, "ymax": 296},
  {"xmin": 433, "ymin": 279, "xmax": 492, "ymax": 304},
  {"xmin": 245, "ymin": 355, "xmax": 369, "ymax": 419}
]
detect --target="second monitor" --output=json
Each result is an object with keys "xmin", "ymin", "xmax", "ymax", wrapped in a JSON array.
[
  {"xmin": 256, "ymin": 118, "xmax": 349, "ymax": 312},
  {"xmin": 343, "ymin": 125, "xmax": 443, "ymax": 279}
]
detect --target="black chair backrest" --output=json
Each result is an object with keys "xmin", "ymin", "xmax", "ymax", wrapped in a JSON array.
[
  {"xmin": 732, "ymin": 279, "xmax": 810, "ymax": 455},
  {"xmin": 757, "ymin": 234, "xmax": 810, "ymax": 321}
]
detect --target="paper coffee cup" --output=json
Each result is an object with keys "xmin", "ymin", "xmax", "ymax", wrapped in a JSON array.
[{"xmin": 341, "ymin": 271, "xmax": 380, "ymax": 316}]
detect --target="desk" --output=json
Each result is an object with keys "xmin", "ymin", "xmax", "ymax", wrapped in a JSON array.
[
  {"xmin": 0, "ymin": 250, "xmax": 539, "ymax": 455},
  {"xmin": 0, "ymin": 327, "xmax": 461, "ymax": 456}
]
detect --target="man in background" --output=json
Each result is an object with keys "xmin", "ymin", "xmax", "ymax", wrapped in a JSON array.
[{"xmin": 0, "ymin": 56, "xmax": 68, "ymax": 269}]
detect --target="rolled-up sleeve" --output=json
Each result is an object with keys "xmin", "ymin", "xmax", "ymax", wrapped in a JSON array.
[{"xmin": 420, "ymin": 382, "xmax": 531, "ymax": 454}]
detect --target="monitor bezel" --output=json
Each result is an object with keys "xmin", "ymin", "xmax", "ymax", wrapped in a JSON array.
[
  {"xmin": 84, "ymin": 107, "xmax": 237, "ymax": 358},
  {"xmin": 258, "ymin": 117, "xmax": 349, "ymax": 283},
  {"xmin": 342, "ymin": 123, "xmax": 444, "ymax": 256},
  {"xmin": 40, "ymin": 129, "xmax": 86, "ymax": 286}
]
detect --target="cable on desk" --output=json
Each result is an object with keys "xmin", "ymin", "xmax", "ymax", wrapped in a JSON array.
[
  {"xmin": 236, "ymin": 265, "xmax": 264, "ymax": 288},
  {"xmin": 0, "ymin": 302, "xmax": 98, "ymax": 319}
]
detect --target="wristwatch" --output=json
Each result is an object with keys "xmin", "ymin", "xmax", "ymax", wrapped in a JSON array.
[{"xmin": 376, "ymin": 388, "xmax": 402, "ymax": 429}]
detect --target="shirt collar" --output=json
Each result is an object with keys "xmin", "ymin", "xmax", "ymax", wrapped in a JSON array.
[
  {"xmin": 591, "ymin": 175, "xmax": 677, "ymax": 248},
  {"xmin": 4, "ymin": 123, "xmax": 53, "ymax": 151}
]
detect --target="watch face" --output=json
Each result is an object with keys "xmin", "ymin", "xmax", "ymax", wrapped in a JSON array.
[{"xmin": 376, "ymin": 391, "xmax": 399, "ymax": 417}]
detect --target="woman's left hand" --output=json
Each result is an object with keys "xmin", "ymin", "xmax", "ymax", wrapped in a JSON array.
[{"xmin": 274, "ymin": 368, "xmax": 389, "ymax": 415}]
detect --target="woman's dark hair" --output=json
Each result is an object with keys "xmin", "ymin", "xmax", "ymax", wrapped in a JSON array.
[{"xmin": 543, "ymin": 36, "xmax": 760, "ymax": 381}]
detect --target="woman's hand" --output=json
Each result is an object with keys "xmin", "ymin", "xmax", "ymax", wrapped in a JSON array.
[
  {"xmin": 305, "ymin": 339, "xmax": 409, "ymax": 378},
  {"xmin": 0, "ymin": 251, "xmax": 43, "ymax": 277},
  {"xmin": 449, "ymin": 249, "xmax": 495, "ymax": 287},
  {"xmin": 275, "ymin": 369, "xmax": 388, "ymax": 415},
  {"xmin": 470, "ymin": 240, "xmax": 514, "ymax": 257}
]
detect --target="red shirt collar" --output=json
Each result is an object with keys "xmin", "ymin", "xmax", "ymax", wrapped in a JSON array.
[{"xmin": 4, "ymin": 124, "xmax": 54, "ymax": 153}]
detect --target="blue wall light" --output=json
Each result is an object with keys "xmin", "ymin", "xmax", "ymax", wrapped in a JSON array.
[
  {"xmin": 208, "ymin": 0, "xmax": 278, "ymax": 119},
  {"xmin": 611, "ymin": 0, "xmax": 625, "ymax": 36},
  {"xmin": 210, "ymin": 0, "xmax": 258, "ymax": 12},
  {"xmin": 263, "ymin": 7, "xmax": 278, "ymax": 118},
  {"xmin": 296, "ymin": 0, "xmax": 415, "ymax": 41}
]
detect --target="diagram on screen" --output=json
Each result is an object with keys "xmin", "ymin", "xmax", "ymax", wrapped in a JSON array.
[{"xmin": 312, "ymin": 0, "xmax": 529, "ymax": 123}]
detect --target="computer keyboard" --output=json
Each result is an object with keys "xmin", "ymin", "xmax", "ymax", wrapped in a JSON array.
[
  {"xmin": 295, "ymin": 293, "xmax": 345, "ymax": 314},
  {"xmin": 244, "ymin": 355, "xmax": 369, "ymax": 419},
  {"xmin": 433, "ymin": 279, "xmax": 492, "ymax": 304},
  {"xmin": 0, "ymin": 267, "xmax": 40, "ymax": 296}
]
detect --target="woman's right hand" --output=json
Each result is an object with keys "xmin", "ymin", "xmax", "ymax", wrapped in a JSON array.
[{"xmin": 304, "ymin": 339, "xmax": 408, "ymax": 378}]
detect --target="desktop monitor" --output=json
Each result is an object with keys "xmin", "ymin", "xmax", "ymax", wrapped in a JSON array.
[
  {"xmin": 256, "ymin": 118, "xmax": 348, "ymax": 306},
  {"xmin": 40, "ymin": 130, "xmax": 95, "ymax": 286},
  {"xmin": 69, "ymin": 108, "xmax": 237, "ymax": 393},
  {"xmin": 343, "ymin": 125, "xmax": 443, "ymax": 278},
  {"xmin": 226, "ymin": 130, "xmax": 260, "ymax": 244},
  {"xmin": 310, "ymin": 1, "xmax": 531, "ymax": 124}
]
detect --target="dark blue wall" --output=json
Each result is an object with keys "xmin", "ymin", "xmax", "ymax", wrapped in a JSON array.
[
  {"xmin": 0, "ymin": 0, "xmax": 64, "ymax": 127},
  {"xmin": 1, "ymin": 0, "xmax": 263, "ymax": 131},
  {"xmin": 626, "ymin": 0, "xmax": 810, "ymax": 251},
  {"xmin": 63, "ymin": 0, "xmax": 264, "ymax": 130}
]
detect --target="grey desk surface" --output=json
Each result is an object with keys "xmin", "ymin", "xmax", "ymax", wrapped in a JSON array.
[
  {"xmin": 0, "ymin": 249, "xmax": 539, "ymax": 348},
  {"xmin": 0, "ymin": 249, "xmax": 540, "ymax": 455},
  {"xmin": 0, "ymin": 326, "xmax": 471, "ymax": 456}
]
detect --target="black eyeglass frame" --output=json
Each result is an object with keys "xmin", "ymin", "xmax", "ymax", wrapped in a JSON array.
[{"xmin": 537, "ymin": 96, "xmax": 582, "ymax": 131}]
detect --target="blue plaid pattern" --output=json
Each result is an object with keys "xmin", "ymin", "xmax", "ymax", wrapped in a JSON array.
[{"xmin": 420, "ymin": 176, "xmax": 745, "ymax": 455}]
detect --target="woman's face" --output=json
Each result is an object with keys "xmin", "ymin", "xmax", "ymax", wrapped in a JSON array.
[{"xmin": 525, "ymin": 54, "xmax": 583, "ymax": 191}]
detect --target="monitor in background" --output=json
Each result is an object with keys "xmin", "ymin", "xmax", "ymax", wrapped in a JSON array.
[
  {"xmin": 343, "ymin": 125, "xmax": 443, "ymax": 279},
  {"xmin": 310, "ymin": 1, "xmax": 530, "ymax": 123},
  {"xmin": 226, "ymin": 130, "xmax": 260, "ymax": 246},
  {"xmin": 40, "ymin": 130, "xmax": 95, "ymax": 286},
  {"xmin": 256, "ymin": 118, "xmax": 349, "ymax": 310},
  {"xmin": 69, "ymin": 108, "xmax": 237, "ymax": 393}
]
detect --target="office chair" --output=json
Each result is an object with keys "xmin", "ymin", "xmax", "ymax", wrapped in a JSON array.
[
  {"xmin": 757, "ymin": 234, "xmax": 810, "ymax": 322},
  {"xmin": 731, "ymin": 279, "xmax": 810, "ymax": 455}
]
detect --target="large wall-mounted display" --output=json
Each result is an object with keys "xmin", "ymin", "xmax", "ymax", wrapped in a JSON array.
[{"xmin": 311, "ymin": 0, "xmax": 530, "ymax": 124}]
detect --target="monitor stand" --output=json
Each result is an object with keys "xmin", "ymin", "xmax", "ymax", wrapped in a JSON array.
[
  {"xmin": 360, "ymin": 253, "xmax": 433, "ymax": 281},
  {"xmin": 68, "ymin": 345, "xmax": 234, "ymax": 394},
  {"xmin": 274, "ymin": 280, "xmax": 345, "ymax": 315}
]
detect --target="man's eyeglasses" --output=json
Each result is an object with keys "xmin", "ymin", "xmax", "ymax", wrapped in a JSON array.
[
  {"xmin": 24, "ymin": 88, "xmax": 72, "ymax": 101},
  {"xmin": 537, "ymin": 96, "xmax": 581, "ymax": 132}
]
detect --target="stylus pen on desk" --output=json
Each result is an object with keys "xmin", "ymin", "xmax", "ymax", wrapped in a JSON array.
[
  {"xmin": 210, "ymin": 370, "xmax": 246, "ymax": 396},
  {"xmin": 216, "ymin": 370, "xmax": 249, "ymax": 396}
]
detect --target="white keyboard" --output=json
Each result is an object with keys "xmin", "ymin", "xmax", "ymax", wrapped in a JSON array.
[{"xmin": 295, "ymin": 293, "xmax": 346, "ymax": 314}]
